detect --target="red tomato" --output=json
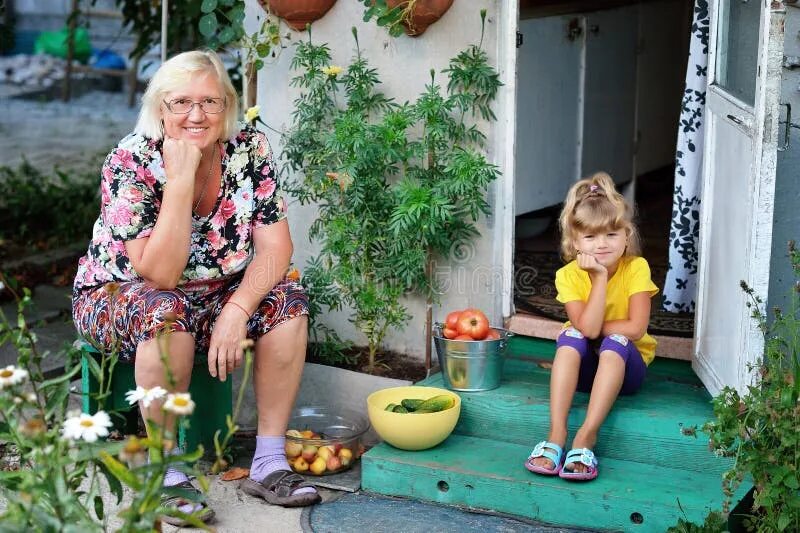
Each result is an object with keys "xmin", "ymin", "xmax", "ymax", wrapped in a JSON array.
[
  {"xmin": 485, "ymin": 329, "xmax": 501, "ymax": 340},
  {"xmin": 456, "ymin": 308, "xmax": 490, "ymax": 340},
  {"xmin": 445, "ymin": 310, "xmax": 462, "ymax": 330},
  {"xmin": 443, "ymin": 327, "xmax": 459, "ymax": 339},
  {"xmin": 453, "ymin": 334, "xmax": 474, "ymax": 341}
]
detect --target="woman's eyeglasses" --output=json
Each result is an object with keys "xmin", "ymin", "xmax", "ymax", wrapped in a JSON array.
[{"xmin": 163, "ymin": 97, "xmax": 225, "ymax": 114}]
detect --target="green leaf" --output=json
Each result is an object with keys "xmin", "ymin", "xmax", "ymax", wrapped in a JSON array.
[
  {"xmin": 200, "ymin": 0, "xmax": 217, "ymax": 14},
  {"xmin": 218, "ymin": 26, "xmax": 235, "ymax": 44},
  {"xmin": 83, "ymin": 352, "xmax": 103, "ymax": 382},
  {"xmin": 93, "ymin": 494, "xmax": 104, "ymax": 520},
  {"xmin": 198, "ymin": 13, "xmax": 219, "ymax": 37},
  {"xmin": 778, "ymin": 513, "xmax": 791, "ymax": 531},
  {"xmin": 45, "ymin": 380, "xmax": 70, "ymax": 417},
  {"xmin": 256, "ymin": 42, "xmax": 271, "ymax": 57},
  {"xmin": 98, "ymin": 451, "xmax": 142, "ymax": 491}
]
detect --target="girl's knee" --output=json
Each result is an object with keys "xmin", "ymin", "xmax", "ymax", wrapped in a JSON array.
[
  {"xmin": 557, "ymin": 327, "xmax": 590, "ymax": 355},
  {"xmin": 599, "ymin": 334, "xmax": 635, "ymax": 365}
]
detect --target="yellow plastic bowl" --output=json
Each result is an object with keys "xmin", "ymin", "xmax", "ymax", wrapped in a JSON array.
[{"xmin": 366, "ymin": 386, "xmax": 461, "ymax": 451}]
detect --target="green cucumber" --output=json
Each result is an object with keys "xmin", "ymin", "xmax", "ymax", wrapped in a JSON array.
[
  {"xmin": 412, "ymin": 394, "xmax": 455, "ymax": 413},
  {"xmin": 400, "ymin": 398, "xmax": 425, "ymax": 411}
]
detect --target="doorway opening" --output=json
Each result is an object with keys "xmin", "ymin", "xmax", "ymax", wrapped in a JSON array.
[{"xmin": 512, "ymin": 0, "xmax": 696, "ymax": 342}]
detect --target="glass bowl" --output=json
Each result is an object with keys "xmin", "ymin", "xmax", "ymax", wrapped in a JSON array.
[{"xmin": 285, "ymin": 406, "xmax": 369, "ymax": 476}]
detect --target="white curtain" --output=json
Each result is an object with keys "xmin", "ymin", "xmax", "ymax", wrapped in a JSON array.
[{"xmin": 663, "ymin": 0, "xmax": 710, "ymax": 314}]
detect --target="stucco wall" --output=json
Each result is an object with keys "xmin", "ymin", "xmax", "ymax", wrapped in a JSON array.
[
  {"xmin": 768, "ymin": 7, "xmax": 800, "ymax": 314},
  {"xmin": 249, "ymin": 0, "xmax": 506, "ymax": 360}
]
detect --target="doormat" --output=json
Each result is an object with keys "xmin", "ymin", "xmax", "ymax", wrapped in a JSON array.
[
  {"xmin": 302, "ymin": 492, "xmax": 595, "ymax": 532},
  {"xmin": 514, "ymin": 250, "xmax": 694, "ymax": 338}
]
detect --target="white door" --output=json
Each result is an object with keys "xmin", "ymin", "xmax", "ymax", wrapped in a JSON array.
[
  {"xmin": 694, "ymin": 1, "xmax": 786, "ymax": 395},
  {"xmin": 514, "ymin": 16, "xmax": 582, "ymax": 215},
  {"xmin": 581, "ymin": 5, "xmax": 639, "ymax": 185}
]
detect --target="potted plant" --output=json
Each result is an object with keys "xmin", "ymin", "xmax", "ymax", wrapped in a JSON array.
[
  {"xmin": 700, "ymin": 241, "xmax": 800, "ymax": 532},
  {"xmin": 280, "ymin": 13, "xmax": 500, "ymax": 374},
  {"xmin": 361, "ymin": 0, "xmax": 454, "ymax": 37},
  {"xmin": 261, "ymin": 0, "xmax": 338, "ymax": 31}
]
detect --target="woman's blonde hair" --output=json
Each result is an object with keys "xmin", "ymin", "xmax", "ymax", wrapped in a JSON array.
[
  {"xmin": 134, "ymin": 50, "xmax": 240, "ymax": 141},
  {"xmin": 558, "ymin": 171, "xmax": 641, "ymax": 262}
]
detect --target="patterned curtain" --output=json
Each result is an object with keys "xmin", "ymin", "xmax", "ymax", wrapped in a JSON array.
[{"xmin": 663, "ymin": 0, "xmax": 710, "ymax": 314}]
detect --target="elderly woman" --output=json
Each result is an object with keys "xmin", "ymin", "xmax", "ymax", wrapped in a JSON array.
[{"xmin": 72, "ymin": 50, "xmax": 319, "ymax": 523}]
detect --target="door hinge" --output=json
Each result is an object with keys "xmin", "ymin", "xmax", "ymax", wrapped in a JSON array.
[{"xmin": 516, "ymin": 31, "xmax": 523, "ymax": 48}]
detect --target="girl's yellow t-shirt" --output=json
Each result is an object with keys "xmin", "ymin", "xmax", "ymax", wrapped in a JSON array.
[{"xmin": 554, "ymin": 256, "xmax": 659, "ymax": 365}]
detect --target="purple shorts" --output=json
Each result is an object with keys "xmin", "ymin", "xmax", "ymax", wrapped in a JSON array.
[{"xmin": 556, "ymin": 328, "xmax": 647, "ymax": 395}]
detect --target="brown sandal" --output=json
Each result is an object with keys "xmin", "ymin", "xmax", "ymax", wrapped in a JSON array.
[
  {"xmin": 160, "ymin": 480, "xmax": 216, "ymax": 526},
  {"xmin": 240, "ymin": 470, "xmax": 321, "ymax": 507}
]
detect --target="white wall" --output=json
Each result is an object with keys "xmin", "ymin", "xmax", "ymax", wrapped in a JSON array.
[{"xmin": 249, "ymin": 0, "xmax": 505, "ymax": 360}]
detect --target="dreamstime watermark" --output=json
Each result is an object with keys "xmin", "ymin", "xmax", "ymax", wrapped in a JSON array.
[{"xmin": 238, "ymin": 243, "xmax": 548, "ymax": 298}]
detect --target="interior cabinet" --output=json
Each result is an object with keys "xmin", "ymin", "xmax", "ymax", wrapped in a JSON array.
[{"xmin": 515, "ymin": 5, "xmax": 639, "ymax": 216}]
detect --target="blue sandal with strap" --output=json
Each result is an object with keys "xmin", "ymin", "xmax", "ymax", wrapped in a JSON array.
[
  {"xmin": 559, "ymin": 448, "xmax": 598, "ymax": 481},
  {"xmin": 524, "ymin": 441, "xmax": 564, "ymax": 476}
]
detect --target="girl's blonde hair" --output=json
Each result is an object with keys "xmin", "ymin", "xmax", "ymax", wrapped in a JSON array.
[
  {"xmin": 134, "ymin": 50, "xmax": 240, "ymax": 141},
  {"xmin": 558, "ymin": 171, "xmax": 641, "ymax": 262}
]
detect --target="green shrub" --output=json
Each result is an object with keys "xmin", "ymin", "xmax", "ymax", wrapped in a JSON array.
[{"xmin": 0, "ymin": 160, "xmax": 100, "ymax": 249}]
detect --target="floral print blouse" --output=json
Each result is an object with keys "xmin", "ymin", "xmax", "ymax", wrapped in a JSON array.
[{"xmin": 73, "ymin": 124, "xmax": 286, "ymax": 293}]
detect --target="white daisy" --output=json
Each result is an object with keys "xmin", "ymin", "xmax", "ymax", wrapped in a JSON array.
[
  {"xmin": 124, "ymin": 385, "xmax": 167, "ymax": 408},
  {"xmin": 61, "ymin": 411, "xmax": 113, "ymax": 443},
  {"xmin": 0, "ymin": 365, "xmax": 28, "ymax": 389},
  {"xmin": 163, "ymin": 392, "xmax": 195, "ymax": 416}
]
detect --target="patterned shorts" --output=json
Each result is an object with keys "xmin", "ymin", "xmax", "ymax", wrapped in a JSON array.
[{"xmin": 72, "ymin": 275, "xmax": 309, "ymax": 363}]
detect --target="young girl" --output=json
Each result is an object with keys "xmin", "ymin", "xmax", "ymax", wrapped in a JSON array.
[{"xmin": 524, "ymin": 172, "xmax": 658, "ymax": 481}]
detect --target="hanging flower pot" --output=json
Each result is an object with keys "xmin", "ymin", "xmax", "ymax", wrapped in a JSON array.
[
  {"xmin": 386, "ymin": 0, "xmax": 455, "ymax": 37},
  {"xmin": 261, "ymin": 0, "xmax": 338, "ymax": 32}
]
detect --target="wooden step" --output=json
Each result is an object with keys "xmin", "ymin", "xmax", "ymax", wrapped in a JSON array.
[
  {"xmin": 425, "ymin": 337, "xmax": 720, "ymax": 473},
  {"xmin": 362, "ymin": 334, "xmax": 734, "ymax": 531},
  {"xmin": 422, "ymin": 371, "xmax": 721, "ymax": 474},
  {"xmin": 362, "ymin": 434, "xmax": 728, "ymax": 532}
]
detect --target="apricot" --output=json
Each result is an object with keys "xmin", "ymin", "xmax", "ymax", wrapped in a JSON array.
[{"xmin": 309, "ymin": 457, "xmax": 327, "ymax": 475}]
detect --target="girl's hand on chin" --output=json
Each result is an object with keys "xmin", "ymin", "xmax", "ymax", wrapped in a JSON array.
[{"xmin": 576, "ymin": 251, "xmax": 607, "ymax": 276}]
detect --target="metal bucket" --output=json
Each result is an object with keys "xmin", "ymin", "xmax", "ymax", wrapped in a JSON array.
[{"xmin": 433, "ymin": 325, "xmax": 513, "ymax": 392}]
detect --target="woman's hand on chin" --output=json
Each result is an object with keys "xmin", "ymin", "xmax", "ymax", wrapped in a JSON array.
[
  {"xmin": 163, "ymin": 136, "xmax": 202, "ymax": 184},
  {"xmin": 207, "ymin": 305, "xmax": 248, "ymax": 382}
]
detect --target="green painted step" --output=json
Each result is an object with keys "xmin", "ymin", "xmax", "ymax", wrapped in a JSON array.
[
  {"xmin": 422, "ymin": 370, "xmax": 720, "ymax": 474},
  {"xmin": 362, "ymin": 335, "xmax": 733, "ymax": 531},
  {"xmin": 362, "ymin": 433, "xmax": 726, "ymax": 532}
]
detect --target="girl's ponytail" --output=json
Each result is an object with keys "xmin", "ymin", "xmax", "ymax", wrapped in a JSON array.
[{"xmin": 559, "ymin": 172, "xmax": 640, "ymax": 262}]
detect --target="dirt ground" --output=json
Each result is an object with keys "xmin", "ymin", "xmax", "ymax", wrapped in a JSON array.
[{"xmin": 0, "ymin": 86, "xmax": 138, "ymax": 172}]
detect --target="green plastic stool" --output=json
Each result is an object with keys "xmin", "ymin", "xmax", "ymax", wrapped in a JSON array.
[{"xmin": 78, "ymin": 340, "xmax": 232, "ymax": 453}]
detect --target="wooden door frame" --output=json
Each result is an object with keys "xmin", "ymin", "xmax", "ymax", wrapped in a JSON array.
[{"xmin": 499, "ymin": 0, "xmax": 520, "ymax": 319}]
